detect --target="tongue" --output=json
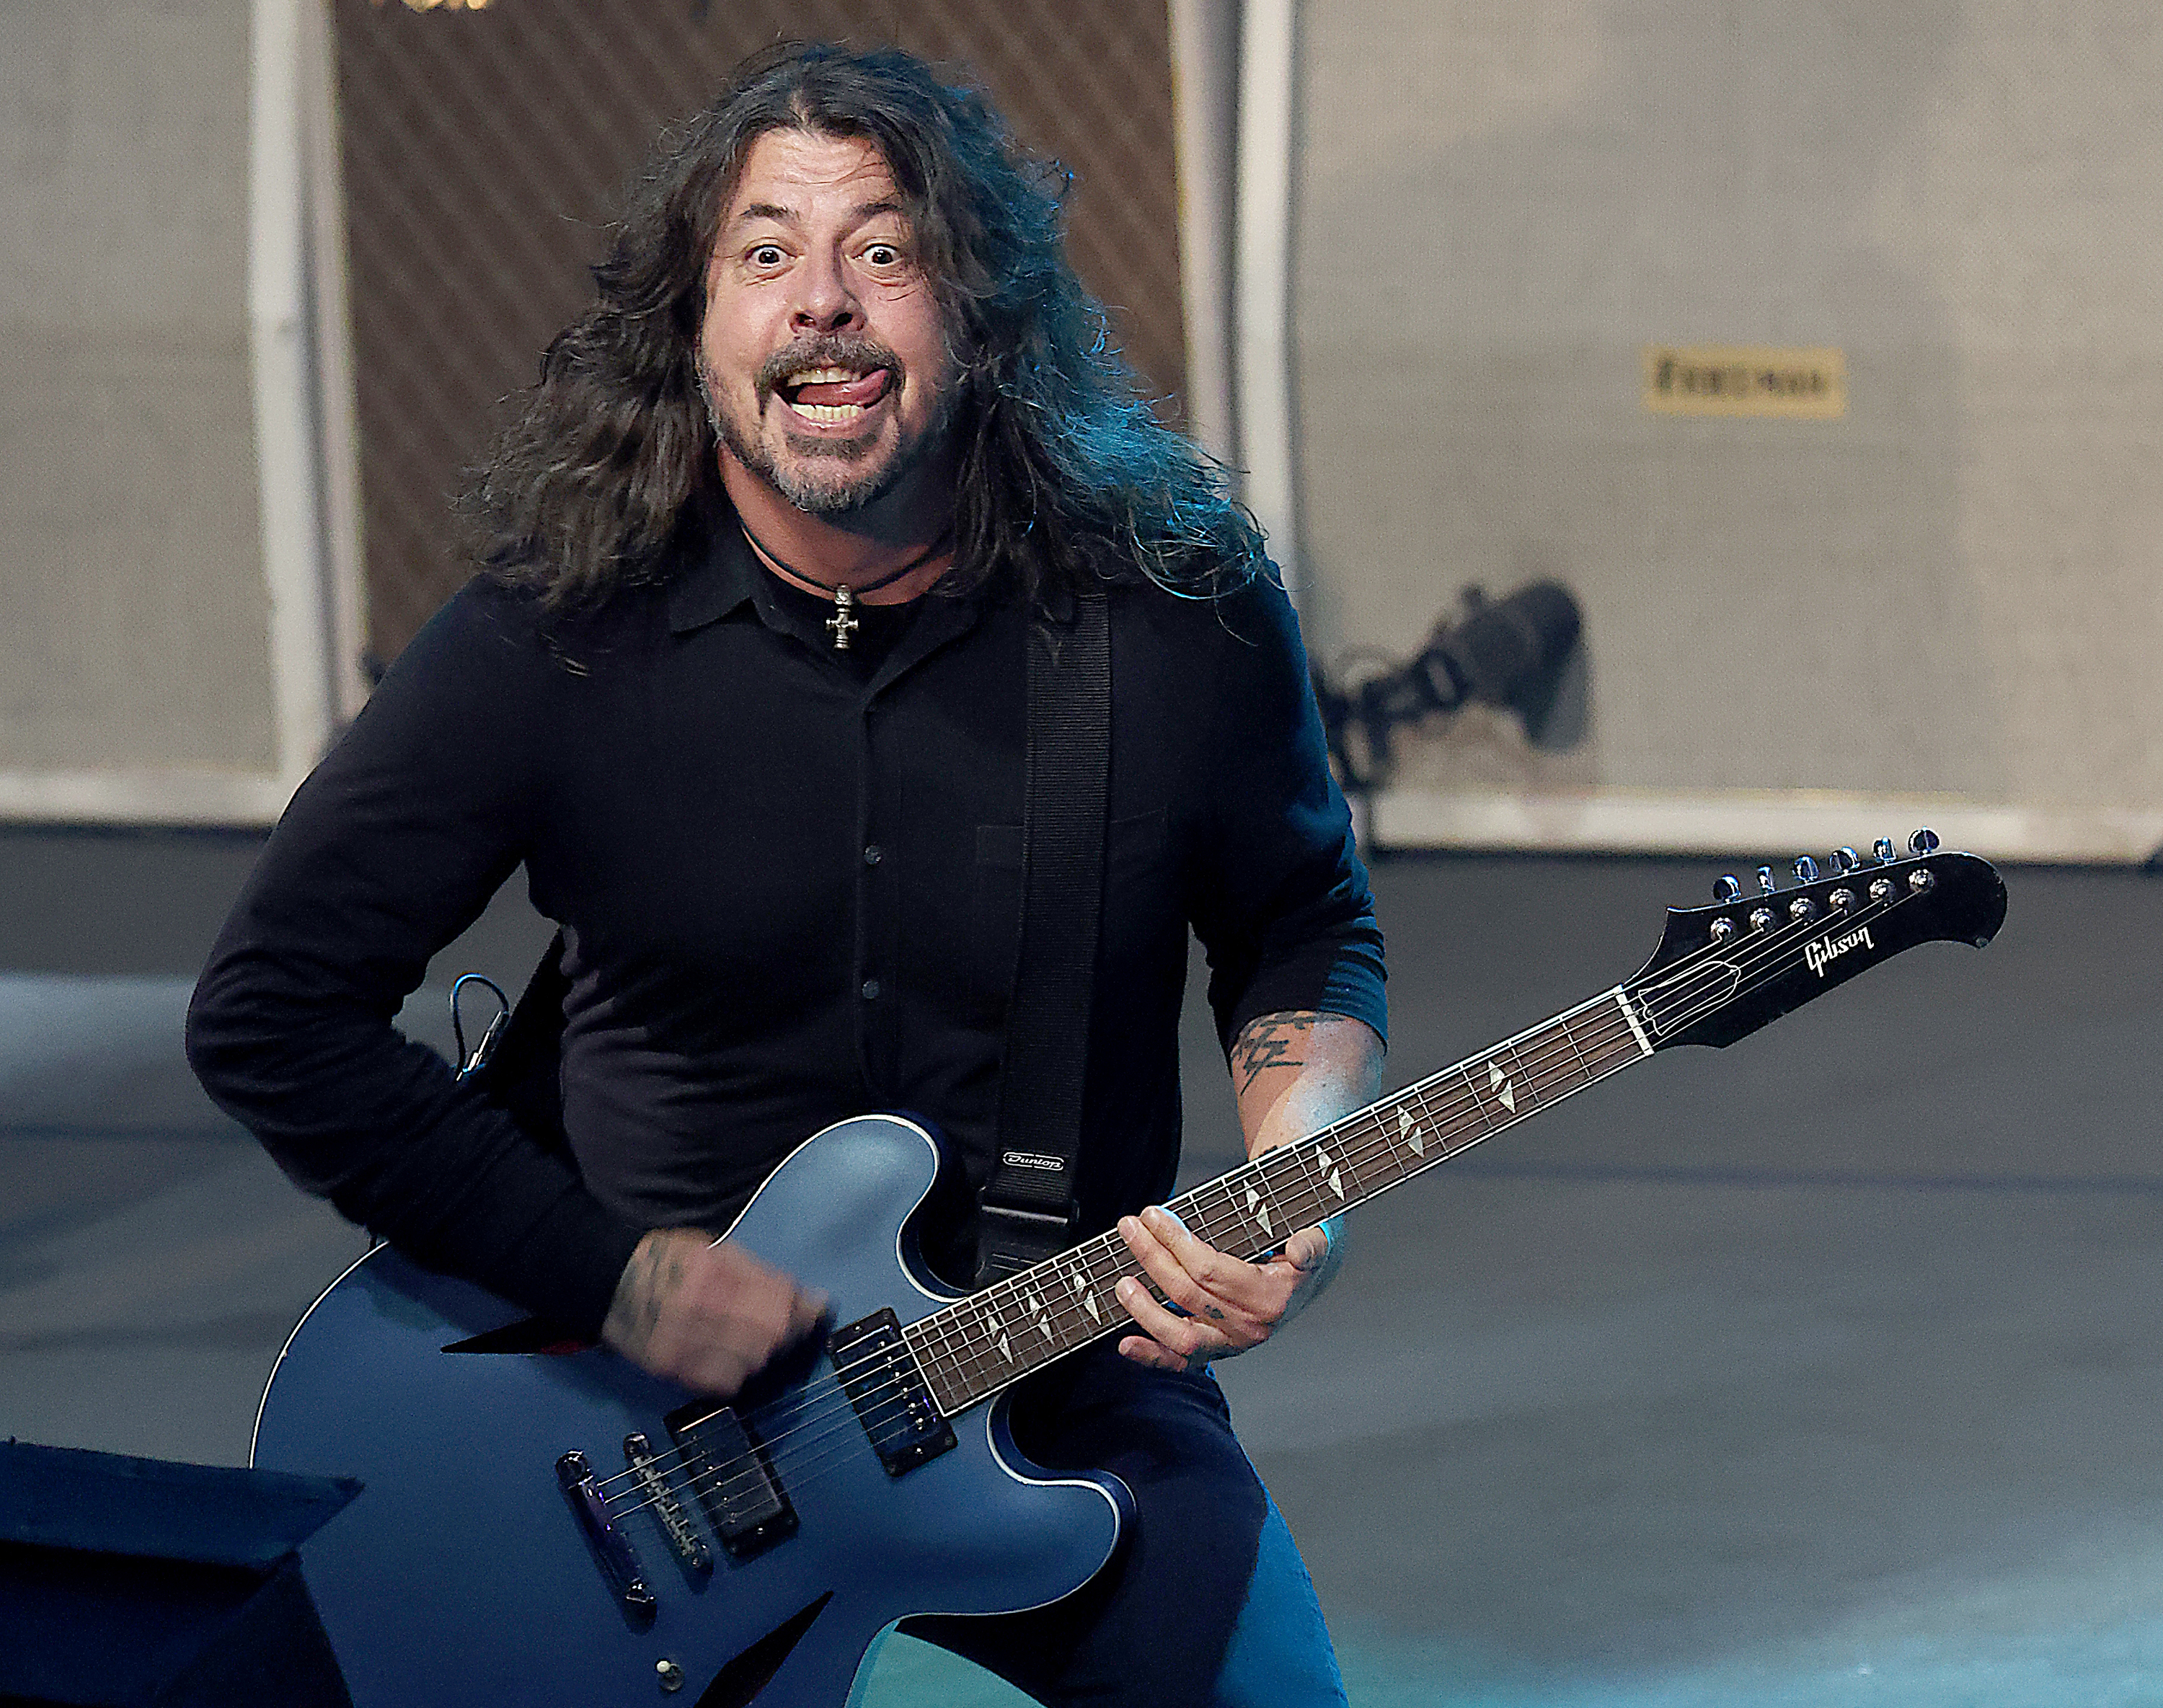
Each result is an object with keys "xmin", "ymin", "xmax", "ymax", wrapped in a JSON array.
[{"xmin": 795, "ymin": 368, "xmax": 890, "ymax": 408}]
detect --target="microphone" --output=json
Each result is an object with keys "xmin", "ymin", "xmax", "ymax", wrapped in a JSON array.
[{"xmin": 1311, "ymin": 580, "xmax": 1583, "ymax": 792}]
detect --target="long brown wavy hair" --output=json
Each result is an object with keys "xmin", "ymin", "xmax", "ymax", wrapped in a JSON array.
[{"xmin": 461, "ymin": 40, "xmax": 1265, "ymax": 613}]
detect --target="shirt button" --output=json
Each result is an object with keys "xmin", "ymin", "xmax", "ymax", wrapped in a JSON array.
[
  {"xmin": 863, "ymin": 844, "xmax": 883, "ymax": 866},
  {"xmin": 861, "ymin": 979, "xmax": 882, "ymax": 1000}
]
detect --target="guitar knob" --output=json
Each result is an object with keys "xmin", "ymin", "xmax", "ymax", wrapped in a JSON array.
[
  {"xmin": 1757, "ymin": 865, "xmax": 1777, "ymax": 895},
  {"xmin": 1792, "ymin": 856, "xmax": 1819, "ymax": 883},
  {"xmin": 1831, "ymin": 846, "xmax": 1859, "ymax": 875},
  {"xmin": 1869, "ymin": 877, "xmax": 1895, "ymax": 904},
  {"xmin": 1713, "ymin": 874, "xmax": 1742, "ymax": 904},
  {"xmin": 1789, "ymin": 895, "xmax": 1817, "ymax": 922},
  {"xmin": 1908, "ymin": 827, "xmax": 1940, "ymax": 855},
  {"xmin": 1909, "ymin": 867, "xmax": 1937, "ymax": 893},
  {"xmin": 1709, "ymin": 916, "xmax": 1738, "ymax": 942},
  {"xmin": 1749, "ymin": 907, "xmax": 1775, "ymax": 932},
  {"xmin": 1872, "ymin": 838, "xmax": 1897, "ymax": 864},
  {"xmin": 1829, "ymin": 888, "xmax": 1857, "ymax": 911}
]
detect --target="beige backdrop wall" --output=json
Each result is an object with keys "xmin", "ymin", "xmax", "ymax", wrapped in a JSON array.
[
  {"xmin": 0, "ymin": 0, "xmax": 278, "ymax": 807},
  {"xmin": 1291, "ymin": 1, "xmax": 2163, "ymax": 860}
]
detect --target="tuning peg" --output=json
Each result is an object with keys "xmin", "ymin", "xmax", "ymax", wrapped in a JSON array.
[
  {"xmin": 1831, "ymin": 846, "xmax": 1859, "ymax": 875},
  {"xmin": 1792, "ymin": 856, "xmax": 1819, "ymax": 883},
  {"xmin": 1872, "ymin": 838, "xmax": 1897, "ymax": 864},
  {"xmin": 1908, "ymin": 827, "xmax": 1940, "ymax": 855},
  {"xmin": 1757, "ymin": 865, "xmax": 1776, "ymax": 895},
  {"xmin": 1712, "ymin": 874, "xmax": 1741, "ymax": 904}
]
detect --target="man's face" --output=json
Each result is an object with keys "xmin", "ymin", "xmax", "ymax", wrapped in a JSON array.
[{"xmin": 698, "ymin": 128, "xmax": 960, "ymax": 518}]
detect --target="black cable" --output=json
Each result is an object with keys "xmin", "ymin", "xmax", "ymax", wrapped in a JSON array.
[{"xmin": 449, "ymin": 972, "xmax": 511, "ymax": 1084}]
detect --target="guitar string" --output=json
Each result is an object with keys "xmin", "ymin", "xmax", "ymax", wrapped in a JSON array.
[
  {"xmin": 618, "ymin": 879, "xmax": 1923, "ymax": 1517},
  {"xmin": 614, "ymin": 879, "xmax": 1928, "ymax": 1513},
  {"xmin": 612, "ymin": 892, "xmax": 1902, "ymax": 1523},
  {"xmin": 606, "ymin": 1379, "xmax": 930, "ymax": 1526},
  {"xmin": 598, "ymin": 876, "xmax": 1933, "ymax": 1515},
  {"xmin": 617, "ymin": 892, "xmax": 1934, "ymax": 1532}
]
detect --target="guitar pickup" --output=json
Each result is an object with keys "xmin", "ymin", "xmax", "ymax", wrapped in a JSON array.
[
  {"xmin": 666, "ymin": 1401, "xmax": 797, "ymax": 1562},
  {"xmin": 829, "ymin": 1309, "xmax": 955, "ymax": 1477}
]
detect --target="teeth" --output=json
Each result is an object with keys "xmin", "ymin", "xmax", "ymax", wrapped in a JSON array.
[
  {"xmin": 784, "ymin": 366, "xmax": 857, "ymax": 386},
  {"xmin": 792, "ymin": 401, "xmax": 867, "ymax": 422}
]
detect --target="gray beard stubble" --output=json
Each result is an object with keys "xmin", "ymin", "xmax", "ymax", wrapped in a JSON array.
[{"xmin": 701, "ymin": 338, "xmax": 952, "ymax": 518}]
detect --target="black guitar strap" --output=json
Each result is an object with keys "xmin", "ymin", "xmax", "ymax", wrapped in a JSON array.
[{"xmin": 974, "ymin": 590, "xmax": 1112, "ymax": 1286}]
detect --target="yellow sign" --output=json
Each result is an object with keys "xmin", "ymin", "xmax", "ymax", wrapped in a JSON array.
[{"xmin": 1642, "ymin": 345, "xmax": 1846, "ymax": 418}]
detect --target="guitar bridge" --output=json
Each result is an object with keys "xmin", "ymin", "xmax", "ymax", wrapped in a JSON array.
[
  {"xmin": 829, "ymin": 1309, "xmax": 955, "ymax": 1477},
  {"xmin": 624, "ymin": 1432, "xmax": 712, "ymax": 1576},
  {"xmin": 665, "ymin": 1402, "xmax": 797, "ymax": 1562},
  {"xmin": 556, "ymin": 1450, "xmax": 657, "ymax": 1627}
]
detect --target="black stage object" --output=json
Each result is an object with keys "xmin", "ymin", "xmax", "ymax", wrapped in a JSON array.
[
  {"xmin": 0, "ymin": 1441, "xmax": 360, "ymax": 1707},
  {"xmin": 1311, "ymin": 580, "xmax": 1583, "ymax": 792}
]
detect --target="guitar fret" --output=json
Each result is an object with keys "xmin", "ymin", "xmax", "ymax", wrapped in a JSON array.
[
  {"xmin": 1456, "ymin": 1063, "xmax": 1489, "ymax": 1141},
  {"xmin": 1281, "ymin": 1143, "xmax": 1330, "ymax": 1236},
  {"xmin": 1424, "ymin": 1084, "xmax": 1469, "ymax": 1159},
  {"xmin": 1560, "ymin": 1015, "xmax": 1594, "ymax": 1082}
]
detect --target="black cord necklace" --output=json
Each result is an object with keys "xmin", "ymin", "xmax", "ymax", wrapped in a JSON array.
[{"xmin": 740, "ymin": 521, "xmax": 950, "ymax": 652}]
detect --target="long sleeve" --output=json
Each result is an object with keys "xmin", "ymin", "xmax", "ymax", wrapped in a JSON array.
[
  {"xmin": 1186, "ymin": 574, "xmax": 1388, "ymax": 1053},
  {"xmin": 185, "ymin": 582, "xmax": 645, "ymax": 1337}
]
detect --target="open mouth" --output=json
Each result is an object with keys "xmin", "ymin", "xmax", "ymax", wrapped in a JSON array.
[{"xmin": 774, "ymin": 364, "xmax": 893, "ymax": 425}]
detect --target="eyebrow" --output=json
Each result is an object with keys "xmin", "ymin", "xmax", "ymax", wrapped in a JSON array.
[{"xmin": 728, "ymin": 198, "xmax": 908, "ymax": 231}]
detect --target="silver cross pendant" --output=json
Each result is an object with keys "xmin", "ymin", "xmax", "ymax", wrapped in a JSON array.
[{"xmin": 826, "ymin": 585, "xmax": 859, "ymax": 650}]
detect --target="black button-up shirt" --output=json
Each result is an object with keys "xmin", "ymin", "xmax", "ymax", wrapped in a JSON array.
[{"xmin": 188, "ymin": 521, "xmax": 1385, "ymax": 1337}]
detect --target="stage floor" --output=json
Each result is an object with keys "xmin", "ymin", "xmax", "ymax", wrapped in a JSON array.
[{"xmin": 4, "ymin": 828, "xmax": 2159, "ymax": 1705}]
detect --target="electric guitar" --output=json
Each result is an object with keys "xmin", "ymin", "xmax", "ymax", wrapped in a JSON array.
[{"xmin": 253, "ymin": 836, "xmax": 2005, "ymax": 1707}]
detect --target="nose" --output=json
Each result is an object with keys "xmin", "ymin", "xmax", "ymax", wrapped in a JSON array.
[{"xmin": 790, "ymin": 247, "xmax": 859, "ymax": 335}]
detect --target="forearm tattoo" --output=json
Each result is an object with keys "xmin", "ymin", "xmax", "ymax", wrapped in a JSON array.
[{"xmin": 1231, "ymin": 1011, "xmax": 1319, "ymax": 1095}]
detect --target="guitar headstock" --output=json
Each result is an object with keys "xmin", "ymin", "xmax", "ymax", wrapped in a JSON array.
[{"xmin": 1625, "ymin": 832, "xmax": 2007, "ymax": 1050}]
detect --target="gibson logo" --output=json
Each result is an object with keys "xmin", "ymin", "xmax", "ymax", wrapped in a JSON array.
[{"xmin": 1804, "ymin": 924, "xmax": 1874, "ymax": 978}]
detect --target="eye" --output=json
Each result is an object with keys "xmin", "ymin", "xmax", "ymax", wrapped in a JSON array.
[
  {"xmin": 862, "ymin": 242, "xmax": 903, "ymax": 269},
  {"xmin": 748, "ymin": 242, "xmax": 787, "ymax": 269}
]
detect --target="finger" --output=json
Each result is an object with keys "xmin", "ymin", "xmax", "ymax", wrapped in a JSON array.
[
  {"xmin": 1135, "ymin": 1205, "xmax": 1249, "ymax": 1295},
  {"xmin": 1118, "ymin": 1215, "xmax": 1246, "ymax": 1326},
  {"xmin": 1114, "ymin": 1274, "xmax": 1228, "ymax": 1360},
  {"xmin": 1281, "ymin": 1224, "xmax": 1330, "ymax": 1274},
  {"xmin": 1115, "ymin": 1333, "xmax": 1188, "ymax": 1372},
  {"xmin": 1137, "ymin": 1206, "xmax": 1296, "ymax": 1319}
]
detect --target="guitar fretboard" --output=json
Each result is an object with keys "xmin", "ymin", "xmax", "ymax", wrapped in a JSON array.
[{"xmin": 903, "ymin": 986, "xmax": 1655, "ymax": 1417}]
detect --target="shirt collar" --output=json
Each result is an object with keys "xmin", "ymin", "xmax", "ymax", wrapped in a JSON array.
[{"xmin": 665, "ymin": 499, "xmax": 761, "ymax": 635}]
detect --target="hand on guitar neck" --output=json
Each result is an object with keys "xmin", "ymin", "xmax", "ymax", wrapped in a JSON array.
[
  {"xmin": 1115, "ymin": 1009, "xmax": 1386, "ymax": 1372},
  {"xmin": 601, "ymin": 1227, "xmax": 828, "ymax": 1397}
]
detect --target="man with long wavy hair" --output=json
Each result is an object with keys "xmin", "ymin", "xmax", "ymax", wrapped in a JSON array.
[{"xmin": 192, "ymin": 40, "xmax": 1384, "ymax": 1706}]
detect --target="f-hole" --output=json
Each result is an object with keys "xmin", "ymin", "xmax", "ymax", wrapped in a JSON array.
[{"xmin": 695, "ymin": 1591, "xmax": 833, "ymax": 1708}]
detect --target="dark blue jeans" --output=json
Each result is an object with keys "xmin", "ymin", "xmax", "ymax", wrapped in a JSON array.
[{"xmin": 903, "ymin": 1344, "xmax": 1346, "ymax": 1706}]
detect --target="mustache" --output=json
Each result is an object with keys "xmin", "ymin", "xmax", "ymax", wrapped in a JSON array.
[{"xmin": 755, "ymin": 336, "xmax": 905, "ymax": 401}]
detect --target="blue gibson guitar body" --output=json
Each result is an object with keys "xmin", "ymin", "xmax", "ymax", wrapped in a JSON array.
[
  {"xmin": 254, "ymin": 841, "xmax": 2007, "ymax": 1707},
  {"xmin": 254, "ymin": 1116, "xmax": 1130, "ymax": 1708}
]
